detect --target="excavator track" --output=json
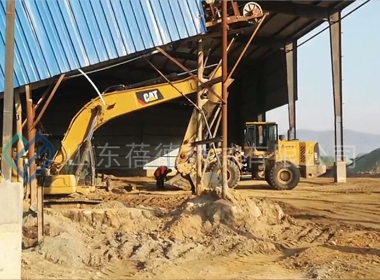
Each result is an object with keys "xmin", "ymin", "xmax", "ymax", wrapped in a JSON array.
[{"xmin": 43, "ymin": 194, "xmax": 103, "ymax": 208}]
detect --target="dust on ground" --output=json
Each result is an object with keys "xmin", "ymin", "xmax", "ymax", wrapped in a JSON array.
[{"xmin": 22, "ymin": 177, "xmax": 380, "ymax": 279}]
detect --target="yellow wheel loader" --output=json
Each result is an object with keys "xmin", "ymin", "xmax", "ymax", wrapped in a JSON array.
[{"xmin": 242, "ymin": 121, "xmax": 326, "ymax": 190}]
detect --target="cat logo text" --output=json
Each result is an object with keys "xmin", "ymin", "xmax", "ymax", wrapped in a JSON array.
[{"xmin": 136, "ymin": 89, "xmax": 164, "ymax": 105}]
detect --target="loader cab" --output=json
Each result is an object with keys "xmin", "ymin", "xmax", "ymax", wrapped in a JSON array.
[{"xmin": 243, "ymin": 122, "xmax": 278, "ymax": 152}]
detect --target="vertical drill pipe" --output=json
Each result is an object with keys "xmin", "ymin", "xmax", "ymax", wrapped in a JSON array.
[
  {"xmin": 37, "ymin": 176, "xmax": 44, "ymax": 243},
  {"xmin": 221, "ymin": 0, "xmax": 228, "ymax": 199},
  {"xmin": 1, "ymin": 0, "xmax": 16, "ymax": 181},
  {"xmin": 36, "ymin": 105, "xmax": 43, "ymax": 245},
  {"xmin": 24, "ymin": 86, "xmax": 31, "ymax": 201},
  {"xmin": 26, "ymin": 99, "xmax": 37, "ymax": 207},
  {"xmin": 14, "ymin": 92, "xmax": 24, "ymax": 184},
  {"xmin": 196, "ymin": 39, "xmax": 204, "ymax": 195}
]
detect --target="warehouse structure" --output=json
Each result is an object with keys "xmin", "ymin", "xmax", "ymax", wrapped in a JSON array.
[{"xmin": 0, "ymin": 0, "xmax": 353, "ymax": 181}]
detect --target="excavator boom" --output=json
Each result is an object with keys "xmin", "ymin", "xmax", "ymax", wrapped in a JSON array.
[{"xmin": 51, "ymin": 75, "xmax": 199, "ymax": 173}]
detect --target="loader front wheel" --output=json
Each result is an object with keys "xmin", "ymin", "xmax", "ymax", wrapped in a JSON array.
[
  {"xmin": 264, "ymin": 171, "xmax": 273, "ymax": 187},
  {"xmin": 226, "ymin": 160, "xmax": 240, "ymax": 189},
  {"xmin": 208, "ymin": 159, "xmax": 240, "ymax": 189},
  {"xmin": 268, "ymin": 161, "xmax": 300, "ymax": 190}
]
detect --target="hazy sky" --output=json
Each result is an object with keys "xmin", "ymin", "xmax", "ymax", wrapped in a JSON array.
[{"xmin": 267, "ymin": 0, "xmax": 379, "ymax": 135}]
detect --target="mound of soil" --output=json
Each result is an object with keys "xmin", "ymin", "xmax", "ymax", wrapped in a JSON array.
[
  {"xmin": 22, "ymin": 191, "xmax": 288, "ymax": 278},
  {"xmin": 348, "ymin": 147, "xmax": 380, "ymax": 175}
]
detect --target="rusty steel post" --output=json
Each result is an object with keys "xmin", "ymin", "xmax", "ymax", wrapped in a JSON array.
[
  {"xmin": 14, "ymin": 92, "xmax": 24, "ymax": 184},
  {"xmin": 329, "ymin": 11, "xmax": 346, "ymax": 183},
  {"xmin": 31, "ymin": 74, "xmax": 65, "ymax": 130},
  {"xmin": 196, "ymin": 39, "xmax": 205, "ymax": 196},
  {"xmin": 26, "ymin": 97, "xmax": 43, "ymax": 242},
  {"xmin": 221, "ymin": 0, "xmax": 228, "ymax": 199},
  {"xmin": 22, "ymin": 83, "xmax": 55, "ymax": 129},
  {"xmin": 26, "ymin": 98, "xmax": 37, "ymax": 208},
  {"xmin": 37, "ymin": 173, "xmax": 44, "ymax": 243},
  {"xmin": 1, "ymin": 0, "xmax": 16, "ymax": 182}
]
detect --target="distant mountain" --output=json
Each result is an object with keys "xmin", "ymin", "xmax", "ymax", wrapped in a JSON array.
[{"xmin": 295, "ymin": 129, "xmax": 380, "ymax": 157}]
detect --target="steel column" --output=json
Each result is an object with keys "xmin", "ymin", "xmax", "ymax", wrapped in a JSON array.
[
  {"xmin": 329, "ymin": 11, "xmax": 346, "ymax": 183},
  {"xmin": 286, "ymin": 41, "xmax": 298, "ymax": 140},
  {"xmin": 1, "ymin": 0, "xmax": 16, "ymax": 182},
  {"xmin": 257, "ymin": 66, "xmax": 266, "ymax": 123},
  {"xmin": 0, "ymin": 2, "xmax": 23, "ymax": 279},
  {"xmin": 221, "ymin": 0, "xmax": 228, "ymax": 199},
  {"xmin": 257, "ymin": 113, "xmax": 265, "ymax": 122}
]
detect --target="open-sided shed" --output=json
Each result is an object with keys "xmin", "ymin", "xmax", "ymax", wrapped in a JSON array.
[{"xmin": 1, "ymin": 0, "xmax": 354, "ymax": 180}]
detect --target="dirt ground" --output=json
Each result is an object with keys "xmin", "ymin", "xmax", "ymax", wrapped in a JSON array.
[{"xmin": 22, "ymin": 176, "xmax": 380, "ymax": 279}]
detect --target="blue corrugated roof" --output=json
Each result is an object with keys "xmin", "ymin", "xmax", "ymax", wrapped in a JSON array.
[{"xmin": 0, "ymin": 0, "xmax": 206, "ymax": 93}]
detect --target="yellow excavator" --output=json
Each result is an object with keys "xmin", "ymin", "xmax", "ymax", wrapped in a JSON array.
[
  {"xmin": 242, "ymin": 121, "xmax": 326, "ymax": 190},
  {"xmin": 5, "ymin": 64, "xmax": 324, "ymax": 195},
  {"xmin": 38, "ymin": 65, "xmax": 242, "ymax": 195}
]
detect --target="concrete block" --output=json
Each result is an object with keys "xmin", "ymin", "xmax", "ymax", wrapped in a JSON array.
[
  {"xmin": 334, "ymin": 162, "xmax": 347, "ymax": 183},
  {"xmin": 0, "ymin": 182, "xmax": 23, "ymax": 280}
]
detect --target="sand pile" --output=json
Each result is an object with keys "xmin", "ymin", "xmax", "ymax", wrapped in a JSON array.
[
  {"xmin": 22, "ymin": 191, "xmax": 288, "ymax": 278},
  {"xmin": 348, "ymin": 147, "xmax": 380, "ymax": 175}
]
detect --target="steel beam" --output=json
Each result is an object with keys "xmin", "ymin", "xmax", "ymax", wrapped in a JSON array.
[
  {"xmin": 235, "ymin": 35, "xmax": 286, "ymax": 49},
  {"xmin": 260, "ymin": 1, "xmax": 330, "ymax": 20},
  {"xmin": 286, "ymin": 41, "xmax": 297, "ymax": 140},
  {"xmin": 168, "ymin": 36, "xmax": 284, "ymax": 64},
  {"xmin": 329, "ymin": 11, "xmax": 346, "ymax": 183}
]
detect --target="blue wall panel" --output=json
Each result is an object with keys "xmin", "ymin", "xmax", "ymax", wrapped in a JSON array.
[{"xmin": 0, "ymin": 0, "xmax": 206, "ymax": 93}]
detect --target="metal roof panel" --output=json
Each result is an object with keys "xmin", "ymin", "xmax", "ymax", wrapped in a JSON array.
[{"xmin": 0, "ymin": 0, "xmax": 206, "ymax": 93}]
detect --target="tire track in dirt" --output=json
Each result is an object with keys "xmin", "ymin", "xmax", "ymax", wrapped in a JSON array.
[
  {"xmin": 95, "ymin": 252, "xmax": 305, "ymax": 280},
  {"xmin": 103, "ymin": 193, "xmax": 192, "ymax": 210}
]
